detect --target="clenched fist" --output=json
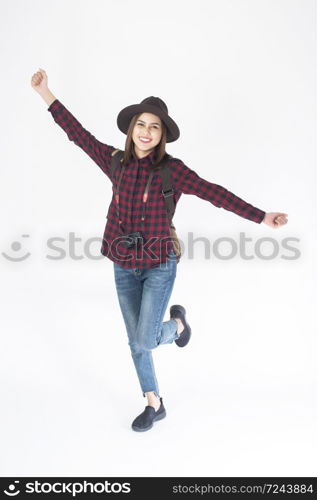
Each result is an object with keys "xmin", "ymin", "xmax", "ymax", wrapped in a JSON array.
[
  {"xmin": 31, "ymin": 68, "xmax": 56, "ymax": 106},
  {"xmin": 263, "ymin": 212, "xmax": 288, "ymax": 228},
  {"xmin": 31, "ymin": 68, "xmax": 48, "ymax": 94}
]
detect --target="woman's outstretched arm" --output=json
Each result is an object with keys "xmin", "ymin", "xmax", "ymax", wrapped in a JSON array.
[
  {"xmin": 31, "ymin": 68, "xmax": 116, "ymax": 179},
  {"xmin": 171, "ymin": 158, "xmax": 288, "ymax": 228}
]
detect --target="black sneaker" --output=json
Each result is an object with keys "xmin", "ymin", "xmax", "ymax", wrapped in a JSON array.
[
  {"xmin": 131, "ymin": 397, "xmax": 166, "ymax": 432},
  {"xmin": 170, "ymin": 304, "xmax": 192, "ymax": 347}
]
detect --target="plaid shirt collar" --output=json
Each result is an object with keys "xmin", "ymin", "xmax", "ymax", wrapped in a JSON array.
[{"xmin": 132, "ymin": 148, "xmax": 156, "ymax": 165}]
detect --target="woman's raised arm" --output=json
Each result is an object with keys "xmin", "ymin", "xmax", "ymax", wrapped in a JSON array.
[{"xmin": 31, "ymin": 68, "xmax": 116, "ymax": 180}]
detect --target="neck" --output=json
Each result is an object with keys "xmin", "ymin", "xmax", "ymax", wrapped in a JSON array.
[{"xmin": 133, "ymin": 145, "xmax": 155, "ymax": 159}]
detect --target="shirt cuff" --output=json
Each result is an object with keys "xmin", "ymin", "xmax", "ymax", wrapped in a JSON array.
[
  {"xmin": 256, "ymin": 210, "xmax": 266, "ymax": 223},
  {"xmin": 47, "ymin": 99, "xmax": 59, "ymax": 112}
]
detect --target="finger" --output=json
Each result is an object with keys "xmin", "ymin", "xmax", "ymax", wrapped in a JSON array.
[{"xmin": 277, "ymin": 219, "xmax": 287, "ymax": 226}]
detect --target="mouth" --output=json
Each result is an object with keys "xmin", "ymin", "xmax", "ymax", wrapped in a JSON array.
[{"xmin": 139, "ymin": 136, "xmax": 152, "ymax": 144}]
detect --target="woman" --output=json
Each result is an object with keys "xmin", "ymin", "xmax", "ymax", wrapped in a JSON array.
[{"xmin": 31, "ymin": 68, "xmax": 288, "ymax": 432}]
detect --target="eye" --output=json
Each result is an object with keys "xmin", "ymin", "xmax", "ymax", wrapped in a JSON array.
[{"xmin": 137, "ymin": 123, "xmax": 159, "ymax": 129}]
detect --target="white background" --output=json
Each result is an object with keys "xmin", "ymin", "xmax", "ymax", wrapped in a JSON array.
[{"xmin": 1, "ymin": 0, "xmax": 316, "ymax": 477}]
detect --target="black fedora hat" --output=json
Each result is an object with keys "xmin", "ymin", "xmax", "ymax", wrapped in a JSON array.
[{"xmin": 117, "ymin": 96, "xmax": 180, "ymax": 143}]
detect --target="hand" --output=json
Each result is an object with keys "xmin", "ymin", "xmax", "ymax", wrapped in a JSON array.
[
  {"xmin": 263, "ymin": 212, "xmax": 288, "ymax": 228},
  {"xmin": 31, "ymin": 68, "xmax": 48, "ymax": 95}
]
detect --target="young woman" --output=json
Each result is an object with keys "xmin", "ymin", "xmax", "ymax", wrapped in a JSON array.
[{"xmin": 31, "ymin": 68, "xmax": 288, "ymax": 432}]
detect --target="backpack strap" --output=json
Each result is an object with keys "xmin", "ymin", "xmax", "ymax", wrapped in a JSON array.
[
  {"xmin": 158, "ymin": 156, "xmax": 175, "ymax": 226},
  {"xmin": 158, "ymin": 156, "xmax": 181, "ymax": 259},
  {"xmin": 110, "ymin": 149, "xmax": 124, "ymax": 183}
]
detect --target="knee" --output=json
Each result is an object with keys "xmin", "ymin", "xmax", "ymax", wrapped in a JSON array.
[
  {"xmin": 136, "ymin": 335, "xmax": 157, "ymax": 351},
  {"xmin": 129, "ymin": 338, "xmax": 154, "ymax": 353},
  {"xmin": 128, "ymin": 339, "xmax": 143, "ymax": 355}
]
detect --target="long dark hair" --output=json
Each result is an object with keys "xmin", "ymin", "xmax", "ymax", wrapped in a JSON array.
[{"xmin": 122, "ymin": 112, "xmax": 168, "ymax": 167}]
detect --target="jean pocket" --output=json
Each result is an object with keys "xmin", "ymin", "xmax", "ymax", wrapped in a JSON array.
[{"xmin": 167, "ymin": 249, "xmax": 178, "ymax": 261}]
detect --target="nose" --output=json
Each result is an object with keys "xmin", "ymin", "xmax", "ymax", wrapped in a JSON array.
[{"xmin": 141, "ymin": 129, "xmax": 151, "ymax": 136}]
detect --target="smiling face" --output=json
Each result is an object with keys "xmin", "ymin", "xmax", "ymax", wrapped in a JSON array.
[{"xmin": 132, "ymin": 112, "xmax": 163, "ymax": 158}]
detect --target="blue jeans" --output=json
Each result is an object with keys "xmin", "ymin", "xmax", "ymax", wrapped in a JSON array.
[{"xmin": 113, "ymin": 250, "xmax": 179, "ymax": 399}]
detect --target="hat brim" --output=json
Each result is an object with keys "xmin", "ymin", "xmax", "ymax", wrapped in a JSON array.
[{"xmin": 117, "ymin": 103, "xmax": 180, "ymax": 143}]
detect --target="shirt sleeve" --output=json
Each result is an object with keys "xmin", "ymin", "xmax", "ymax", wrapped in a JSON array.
[
  {"xmin": 47, "ymin": 99, "xmax": 117, "ymax": 180},
  {"xmin": 171, "ymin": 158, "xmax": 266, "ymax": 224}
]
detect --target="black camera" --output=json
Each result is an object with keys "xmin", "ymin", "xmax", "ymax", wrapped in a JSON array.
[{"xmin": 121, "ymin": 231, "xmax": 143, "ymax": 249}]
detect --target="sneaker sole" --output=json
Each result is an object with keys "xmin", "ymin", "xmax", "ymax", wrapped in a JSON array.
[{"xmin": 170, "ymin": 305, "xmax": 191, "ymax": 347}]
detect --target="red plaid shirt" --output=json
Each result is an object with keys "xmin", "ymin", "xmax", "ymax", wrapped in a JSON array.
[{"xmin": 48, "ymin": 99, "xmax": 266, "ymax": 268}]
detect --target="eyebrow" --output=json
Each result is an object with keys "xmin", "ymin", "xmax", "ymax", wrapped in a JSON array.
[{"xmin": 137, "ymin": 119, "xmax": 161, "ymax": 126}]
